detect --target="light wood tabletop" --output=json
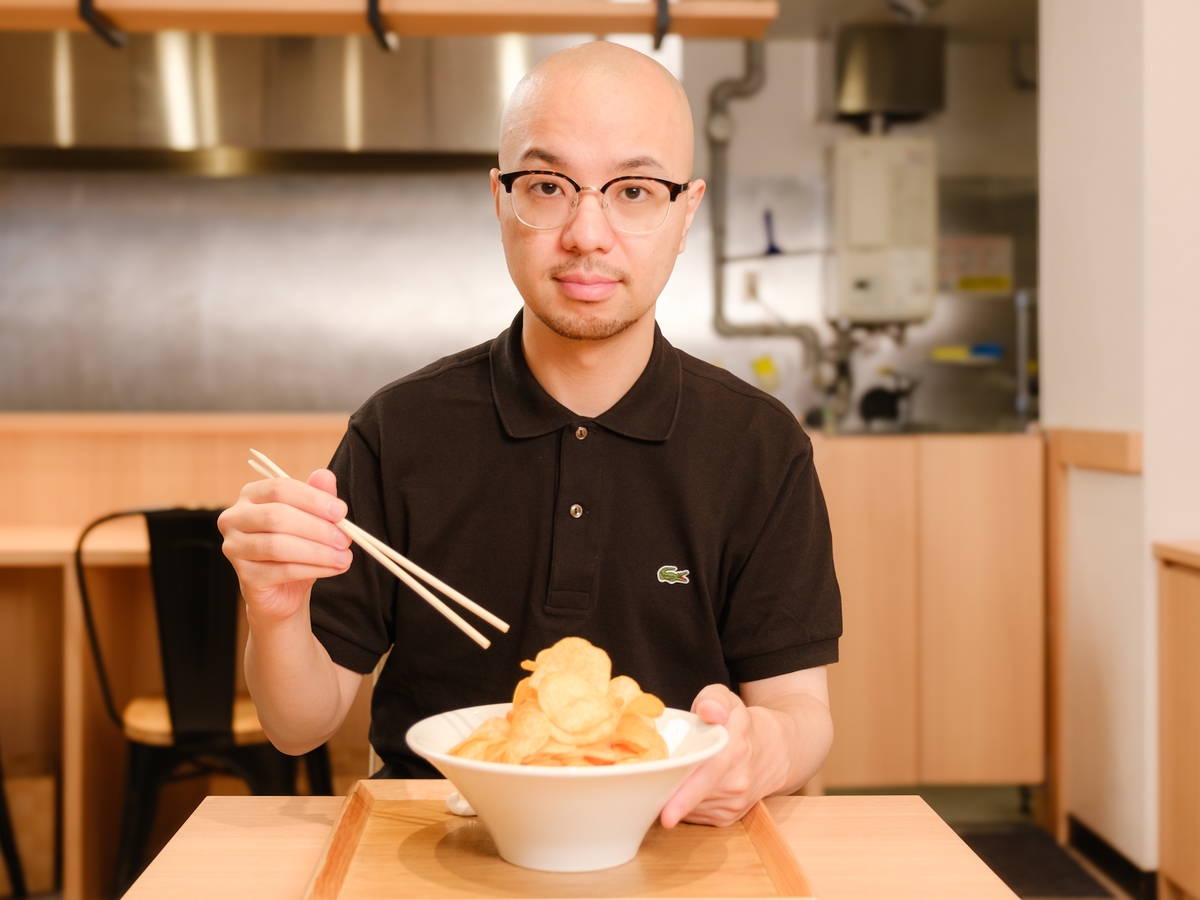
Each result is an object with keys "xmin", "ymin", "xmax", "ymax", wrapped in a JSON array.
[{"xmin": 124, "ymin": 781, "xmax": 1016, "ymax": 900}]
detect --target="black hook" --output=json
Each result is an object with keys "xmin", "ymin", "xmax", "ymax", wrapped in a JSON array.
[
  {"xmin": 79, "ymin": 0, "xmax": 125, "ymax": 48},
  {"xmin": 653, "ymin": 0, "xmax": 671, "ymax": 50},
  {"xmin": 367, "ymin": 0, "xmax": 399, "ymax": 51}
]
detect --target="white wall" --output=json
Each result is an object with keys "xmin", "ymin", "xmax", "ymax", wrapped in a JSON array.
[
  {"xmin": 1041, "ymin": 0, "xmax": 1152, "ymax": 868},
  {"xmin": 1040, "ymin": 0, "xmax": 1144, "ymax": 432},
  {"xmin": 1065, "ymin": 468, "xmax": 1148, "ymax": 861},
  {"xmin": 1141, "ymin": 0, "xmax": 1200, "ymax": 870},
  {"xmin": 1042, "ymin": 0, "xmax": 1200, "ymax": 870},
  {"xmin": 1144, "ymin": 1, "xmax": 1200, "ymax": 553}
]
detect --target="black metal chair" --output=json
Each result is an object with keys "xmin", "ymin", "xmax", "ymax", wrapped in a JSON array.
[
  {"xmin": 0, "ymin": 735, "xmax": 28, "ymax": 899},
  {"xmin": 75, "ymin": 508, "xmax": 333, "ymax": 898}
]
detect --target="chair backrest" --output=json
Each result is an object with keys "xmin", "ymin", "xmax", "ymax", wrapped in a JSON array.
[
  {"xmin": 76, "ymin": 508, "xmax": 241, "ymax": 745},
  {"xmin": 144, "ymin": 509, "xmax": 241, "ymax": 744}
]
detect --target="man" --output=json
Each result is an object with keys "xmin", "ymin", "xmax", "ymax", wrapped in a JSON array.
[{"xmin": 219, "ymin": 41, "xmax": 840, "ymax": 828}]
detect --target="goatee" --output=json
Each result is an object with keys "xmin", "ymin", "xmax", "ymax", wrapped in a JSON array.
[{"xmin": 530, "ymin": 308, "xmax": 638, "ymax": 341}]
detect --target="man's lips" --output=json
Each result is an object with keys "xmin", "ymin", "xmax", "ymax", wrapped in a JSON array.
[{"xmin": 556, "ymin": 274, "xmax": 620, "ymax": 301}]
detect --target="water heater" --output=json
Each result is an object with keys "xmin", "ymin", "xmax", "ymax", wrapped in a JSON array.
[{"xmin": 828, "ymin": 136, "xmax": 938, "ymax": 325}]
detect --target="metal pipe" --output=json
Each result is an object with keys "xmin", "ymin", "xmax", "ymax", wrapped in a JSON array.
[
  {"xmin": 707, "ymin": 41, "xmax": 823, "ymax": 384},
  {"xmin": 1015, "ymin": 288, "xmax": 1033, "ymax": 427}
]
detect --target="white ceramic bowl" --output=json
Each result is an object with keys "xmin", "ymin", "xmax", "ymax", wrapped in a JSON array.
[{"xmin": 406, "ymin": 703, "xmax": 728, "ymax": 872}]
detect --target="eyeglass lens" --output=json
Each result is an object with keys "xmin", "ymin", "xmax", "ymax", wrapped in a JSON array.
[{"xmin": 509, "ymin": 173, "xmax": 674, "ymax": 235}]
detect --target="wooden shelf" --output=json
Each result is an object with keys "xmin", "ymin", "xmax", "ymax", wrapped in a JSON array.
[{"xmin": 0, "ymin": 0, "xmax": 778, "ymax": 38}]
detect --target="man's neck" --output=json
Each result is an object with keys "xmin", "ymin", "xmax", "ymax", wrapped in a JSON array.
[{"xmin": 520, "ymin": 306, "xmax": 656, "ymax": 418}]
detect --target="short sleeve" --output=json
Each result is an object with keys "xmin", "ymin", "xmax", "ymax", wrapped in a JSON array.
[
  {"xmin": 309, "ymin": 414, "xmax": 397, "ymax": 675},
  {"xmin": 719, "ymin": 432, "xmax": 842, "ymax": 684}
]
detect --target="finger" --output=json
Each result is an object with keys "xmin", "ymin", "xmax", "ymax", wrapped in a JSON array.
[
  {"xmin": 307, "ymin": 468, "xmax": 339, "ymax": 498},
  {"xmin": 248, "ymin": 499, "xmax": 350, "ymax": 546},
  {"xmin": 660, "ymin": 755, "xmax": 727, "ymax": 829},
  {"xmin": 691, "ymin": 683, "xmax": 738, "ymax": 725},
  {"xmin": 222, "ymin": 505, "xmax": 351, "ymax": 561},
  {"xmin": 695, "ymin": 696, "xmax": 731, "ymax": 726},
  {"xmin": 242, "ymin": 473, "xmax": 347, "ymax": 523},
  {"xmin": 234, "ymin": 557, "xmax": 350, "ymax": 591},
  {"xmin": 230, "ymin": 529, "xmax": 353, "ymax": 572}
]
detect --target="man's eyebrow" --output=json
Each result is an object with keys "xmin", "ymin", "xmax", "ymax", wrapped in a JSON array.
[
  {"xmin": 519, "ymin": 148, "xmax": 565, "ymax": 168},
  {"xmin": 614, "ymin": 155, "xmax": 667, "ymax": 173},
  {"xmin": 515, "ymin": 149, "xmax": 669, "ymax": 175}
]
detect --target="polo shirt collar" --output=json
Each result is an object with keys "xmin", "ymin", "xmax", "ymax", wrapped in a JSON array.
[{"xmin": 490, "ymin": 310, "xmax": 682, "ymax": 442}]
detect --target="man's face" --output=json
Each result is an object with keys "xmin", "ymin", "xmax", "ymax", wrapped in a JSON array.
[{"xmin": 491, "ymin": 59, "xmax": 705, "ymax": 342}]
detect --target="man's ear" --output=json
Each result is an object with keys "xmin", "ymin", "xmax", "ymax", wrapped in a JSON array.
[
  {"xmin": 677, "ymin": 179, "xmax": 706, "ymax": 254},
  {"xmin": 490, "ymin": 169, "xmax": 503, "ymax": 221}
]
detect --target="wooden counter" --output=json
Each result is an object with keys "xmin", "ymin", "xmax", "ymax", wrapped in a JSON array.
[
  {"xmin": 122, "ymin": 780, "xmax": 1017, "ymax": 900},
  {"xmin": 1155, "ymin": 541, "xmax": 1200, "ymax": 900},
  {"xmin": 809, "ymin": 433, "xmax": 1044, "ymax": 789}
]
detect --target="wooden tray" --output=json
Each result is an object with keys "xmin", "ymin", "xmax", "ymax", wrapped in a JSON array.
[{"xmin": 306, "ymin": 780, "xmax": 815, "ymax": 899}]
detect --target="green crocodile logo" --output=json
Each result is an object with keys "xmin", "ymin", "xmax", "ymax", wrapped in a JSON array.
[{"xmin": 657, "ymin": 566, "xmax": 690, "ymax": 584}]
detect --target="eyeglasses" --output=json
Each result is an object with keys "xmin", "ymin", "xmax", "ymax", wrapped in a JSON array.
[{"xmin": 498, "ymin": 170, "xmax": 690, "ymax": 235}]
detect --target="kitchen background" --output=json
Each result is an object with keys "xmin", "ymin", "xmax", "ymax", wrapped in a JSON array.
[
  {"xmin": 5, "ymin": 2, "xmax": 1200, "ymax": 898},
  {"xmin": 0, "ymin": 6, "xmax": 1037, "ymax": 433}
]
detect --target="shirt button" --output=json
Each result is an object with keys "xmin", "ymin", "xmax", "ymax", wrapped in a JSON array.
[
  {"xmin": 575, "ymin": 426, "xmax": 588, "ymax": 440},
  {"xmin": 570, "ymin": 504, "xmax": 584, "ymax": 518}
]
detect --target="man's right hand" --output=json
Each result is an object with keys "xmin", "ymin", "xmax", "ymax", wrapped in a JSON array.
[
  {"xmin": 218, "ymin": 468, "xmax": 353, "ymax": 625},
  {"xmin": 218, "ymin": 469, "xmax": 364, "ymax": 755}
]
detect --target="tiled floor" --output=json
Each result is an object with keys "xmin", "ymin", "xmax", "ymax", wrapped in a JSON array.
[{"xmin": 1064, "ymin": 850, "xmax": 1134, "ymax": 900}]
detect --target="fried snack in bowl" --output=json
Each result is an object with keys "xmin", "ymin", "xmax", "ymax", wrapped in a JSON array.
[
  {"xmin": 446, "ymin": 637, "xmax": 670, "ymax": 768},
  {"xmin": 405, "ymin": 638, "xmax": 728, "ymax": 872}
]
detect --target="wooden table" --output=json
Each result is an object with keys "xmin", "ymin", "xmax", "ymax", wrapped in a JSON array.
[{"xmin": 123, "ymin": 781, "xmax": 1016, "ymax": 900}]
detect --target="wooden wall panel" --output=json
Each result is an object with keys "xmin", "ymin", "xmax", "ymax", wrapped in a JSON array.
[
  {"xmin": 0, "ymin": 568, "xmax": 63, "ymax": 760},
  {"xmin": 918, "ymin": 434, "xmax": 1044, "ymax": 784},
  {"xmin": 810, "ymin": 435, "xmax": 920, "ymax": 788},
  {"xmin": 0, "ymin": 413, "xmax": 347, "ymax": 528},
  {"xmin": 1158, "ymin": 561, "xmax": 1200, "ymax": 900},
  {"xmin": 1043, "ymin": 428, "xmax": 1143, "ymax": 841}
]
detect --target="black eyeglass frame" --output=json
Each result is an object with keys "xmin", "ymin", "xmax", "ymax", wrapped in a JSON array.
[
  {"xmin": 499, "ymin": 170, "xmax": 690, "ymax": 201},
  {"xmin": 497, "ymin": 169, "xmax": 691, "ymax": 233}
]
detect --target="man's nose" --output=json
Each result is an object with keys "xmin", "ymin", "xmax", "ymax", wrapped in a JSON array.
[{"xmin": 561, "ymin": 189, "xmax": 616, "ymax": 252}]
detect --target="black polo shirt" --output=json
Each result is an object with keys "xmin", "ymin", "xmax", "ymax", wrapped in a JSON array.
[{"xmin": 310, "ymin": 312, "xmax": 841, "ymax": 777}]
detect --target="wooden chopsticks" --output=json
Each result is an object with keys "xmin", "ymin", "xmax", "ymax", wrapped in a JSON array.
[{"xmin": 247, "ymin": 449, "xmax": 509, "ymax": 649}]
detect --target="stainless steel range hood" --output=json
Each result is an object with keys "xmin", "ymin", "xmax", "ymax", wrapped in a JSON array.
[
  {"xmin": 835, "ymin": 23, "xmax": 945, "ymax": 129},
  {"xmin": 0, "ymin": 30, "xmax": 518, "ymax": 155}
]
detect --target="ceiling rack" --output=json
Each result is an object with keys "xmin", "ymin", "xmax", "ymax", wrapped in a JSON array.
[{"xmin": 0, "ymin": 0, "xmax": 776, "ymax": 39}]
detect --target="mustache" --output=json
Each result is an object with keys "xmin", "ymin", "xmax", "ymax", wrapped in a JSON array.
[{"xmin": 548, "ymin": 259, "xmax": 630, "ymax": 283}]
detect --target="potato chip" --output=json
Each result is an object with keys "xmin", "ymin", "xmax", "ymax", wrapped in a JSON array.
[
  {"xmin": 504, "ymin": 702, "xmax": 551, "ymax": 764},
  {"xmin": 512, "ymin": 676, "xmax": 534, "ymax": 708},
  {"xmin": 525, "ymin": 637, "xmax": 611, "ymax": 692},
  {"xmin": 615, "ymin": 712, "xmax": 660, "ymax": 752},
  {"xmin": 607, "ymin": 675, "xmax": 642, "ymax": 711},
  {"xmin": 447, "ymin": 637, "xmax": 668, "ymax": 768},
  {"xmin": 547, "ymin": 699, "xmax": 622, "ymax": 747},
  {"xmin": 627, "ymin": 692, "xmax": 665, "ymax": 718},
  {"xmin": 550, "ymin": 695, "xmax": 613, "ymax": 734},
  {"xmin": 537, "ymin": 671, "xmax": 603, "ymax": 718}
]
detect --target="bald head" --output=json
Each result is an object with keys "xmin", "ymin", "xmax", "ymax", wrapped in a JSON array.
[
  {"xmin": 499, "ymin": 42, "xmax": 695, "ymax": 179},
  {"xmin": 490, "ymin": 41, "xmax": 706, "ymax": 350}
]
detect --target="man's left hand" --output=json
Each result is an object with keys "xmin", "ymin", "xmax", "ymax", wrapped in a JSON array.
[{"xmin": 658, "ymin": 667, "xmax": 832, "ymax": 829}]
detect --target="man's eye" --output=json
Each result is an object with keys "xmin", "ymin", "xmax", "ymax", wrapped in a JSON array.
[
  {"xmin": 532, "ymin": 182, "xmax": 561, "ymax": 197},
  {"xmin": 621, "ymin": 187, "xmax": 644, "ymax": 201}
]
